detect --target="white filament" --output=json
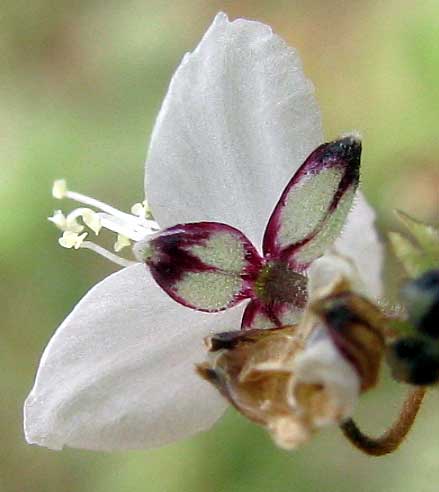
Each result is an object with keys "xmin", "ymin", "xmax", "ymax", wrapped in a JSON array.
[{"xmin": 81, "ymin": 242, "xmax": 137, "ymax": 268}]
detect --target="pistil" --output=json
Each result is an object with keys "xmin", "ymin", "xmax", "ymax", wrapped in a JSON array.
[{"xmin": 254, "ymin": 261, "xmax": 308, "ymax": 306}]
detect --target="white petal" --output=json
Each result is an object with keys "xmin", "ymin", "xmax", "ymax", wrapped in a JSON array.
[
  {"xmin": 307, "ymin": 254, "xmax": 367, "ymax": 300},
  {"xmin": 24, "ymin": 264, "xmax": 244, "ymax": 451},
  {"xmin": 333, "ymin": 192, "xmax": 384, "ymax": 298},
  {"xmin": 146, "ymin": 12, "xmax": 323, "ymax": 248}
]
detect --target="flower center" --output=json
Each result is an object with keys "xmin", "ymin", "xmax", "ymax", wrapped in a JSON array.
[
  {"xmin": 49, "ymin": 179, "xmax": 160, "ymax": 267},
  {"xmin": 254, "ymin": 261, "xmax": 308, "ymax": 307}
]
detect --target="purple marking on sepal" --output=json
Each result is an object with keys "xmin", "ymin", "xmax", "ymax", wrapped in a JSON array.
[
  {"xmin": 326, "ymin": 136, "xmax": 361, "ymax": 211},
  {"xmin": 241, "ymin": 299, "xmax": 303, "ymax": 330},
  {"xmin": 262, "ymin": 135, "xmax": 361, "ymax": 262},
  {"xmin": 241, "ymin": 300, "xmax": 281, "ymax": 330},
  {"xmin": 146, "ymin": 222, "xmax": 264, "ymax": 312}
]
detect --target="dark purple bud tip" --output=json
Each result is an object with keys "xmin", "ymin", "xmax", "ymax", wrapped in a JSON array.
[
  {"xmin": 326, "ymin": 133, "xmax": 362, "ymax": 163},
  {"xmin": 292, "ymin": 133, "xmax": 362, "ymax": 186},
  {"xmin": 319, "ymin": 133, "xmax": 361, "ymax": 196}
]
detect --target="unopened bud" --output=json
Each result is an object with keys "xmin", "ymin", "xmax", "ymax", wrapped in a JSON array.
[
  {"xmin": 386, "ymin": 336, "xmax": 439, "ymax": 386},
  {"xmin": 400, "ymin": 269, "xmax": 439, "ymax": 338}
]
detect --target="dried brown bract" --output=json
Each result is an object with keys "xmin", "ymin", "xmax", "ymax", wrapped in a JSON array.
[{"xmin": 197, "ymin": 273, "xmax": 387, "ymax": 450}]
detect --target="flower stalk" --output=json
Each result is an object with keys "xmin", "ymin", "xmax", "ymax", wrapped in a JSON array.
[{"xmin": 340, "ymin": 387, "xmax": 427, "ymax": 456}]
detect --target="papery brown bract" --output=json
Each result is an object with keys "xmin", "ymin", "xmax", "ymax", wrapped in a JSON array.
[
  {"xmin": 197, "ymin": 272, "xmax": 387, "ymax": 450},
  {"xmin": 197, "ymin": 326, "xmax": 312, "ymax": 449}
]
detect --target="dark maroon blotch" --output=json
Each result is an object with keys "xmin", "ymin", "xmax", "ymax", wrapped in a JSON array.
[{"xmin": 148, "ymin": 225, "xmax": 214, "ymax": 287}]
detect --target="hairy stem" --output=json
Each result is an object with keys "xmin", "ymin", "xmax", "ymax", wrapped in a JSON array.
[{"xmin": 340, "ymin": 387, "xmax": 427, "ymax": 456}]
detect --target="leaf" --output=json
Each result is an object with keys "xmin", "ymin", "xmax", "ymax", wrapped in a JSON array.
[
  {"xmin": 389, "ymin": 232, "xmax": 435, "ymax": 278},
  {"xmin": 390, "ymin": 211, "xmax": 439, "ymax": 278},
  {"xmin": 395, "ymin": 210, "xmax": 439, "ymax": 258}
]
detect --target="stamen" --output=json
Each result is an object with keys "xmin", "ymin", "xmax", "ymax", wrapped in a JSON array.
[
  {"xmin": 50, "ymin": 179, "xmax": 160, "ymax": 266},
  {"xmin": 66, "ymin": 208, "xmax": 102, "ymax": 235},
  {"xmin": 52, "ymin": 180, "xmax": 159, "ymax": 233},
  {"xmin": 55, "ymin": 180, "xmax": 154, "ymax": 229},
  {"xmin": 97, "ymin": 213, "xmax": 148, "ymax": 242},
  {"xmin": 48, "ymin": 210, "xmax": 84, "ymax": 233},
  {"xmin": 81, "ymin": 241, "xmax": 137, "ymax": 268}
]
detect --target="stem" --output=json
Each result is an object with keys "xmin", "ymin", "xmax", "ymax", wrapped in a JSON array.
[{"xmin": 340, "ymin": 387, "xmax": 427, "ymax": 456}]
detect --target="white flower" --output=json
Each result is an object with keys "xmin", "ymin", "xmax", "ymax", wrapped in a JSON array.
[{"xmin": 24, "ymin": 12, "xmax": 383, "ymax": 451}]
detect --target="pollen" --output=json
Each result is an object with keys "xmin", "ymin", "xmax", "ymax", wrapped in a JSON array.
[
  {"xmin": 114, "ymin": 234, "xmax": 131, "ymax": 252},
  {"xmin": 58, "ymin": 231, "xmax": 88, "ymax": 249},
  {"xmin": 48, "ymin": 210, "xmax": 84, "ymax": 234},
  {"xmin": 80, "ymin": 210, "xmax": 102, "ymax": 235},
  {"xmin": 52, "ymin": 179, "xmax": 68, "ymax": 199},
  {"xmin": 131, "ymin": 200, "xmax": 152, "ymax": 219}
]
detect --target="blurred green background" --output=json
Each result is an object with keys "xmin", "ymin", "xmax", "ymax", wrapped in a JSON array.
[{"xmin": 1, "ymin": 1, "xmax": 439, "ymax": 491}]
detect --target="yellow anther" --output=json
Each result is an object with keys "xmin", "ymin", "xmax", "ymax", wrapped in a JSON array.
[
  {"xmin": 58, "ymin": 231, "xmax": 88, "ymax": 250},
  {"xmin": 81, "ymin": 210, "xmax": 102, "ymax": 235},
  {"xmin": 52, "ymin": 179, "xmax": 68, "ymax": 199},
  {"xmin": 48, "ymin": 210, "xmax": 67, "ymax": 230},
  {"xmin": 48, "ymin": 210, "xmax": 84, "ymax": 233},
  {"xmin": 114, "ymin": 234, "xmax": 131, "ymax": 252},
  {"xmin": 131, "ymin": 200, "xmax": 151, "ymax": 219}
]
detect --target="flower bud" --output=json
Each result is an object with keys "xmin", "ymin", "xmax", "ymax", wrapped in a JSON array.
[
  {"xmin": 400, "ymin": 269, "xmax": 439, "ymax": 338},
  {"xmin": 386, "ymin": 336, "xmax": 439, "ymax": 386}
]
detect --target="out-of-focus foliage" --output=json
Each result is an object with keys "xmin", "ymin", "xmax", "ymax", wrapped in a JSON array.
[
  {"xmin": 389, "ymin": 211, "xmax": 439, "ymax": 277},
  {"xmin": 1, "ymin": 1, "xmax": 438, "ymax": 491}
]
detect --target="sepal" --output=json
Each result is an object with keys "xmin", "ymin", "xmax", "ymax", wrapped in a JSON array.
[
  {"xmin": 263, "ymin": 135, "xmax": 361, "ymax": 270},
  {"xmin": 241, "ymin": 299, "xmax": 303, "ymax": 330},
  {"xmin": 142, "ymin": 222, "xmax": 263, "ymax": 312}
]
